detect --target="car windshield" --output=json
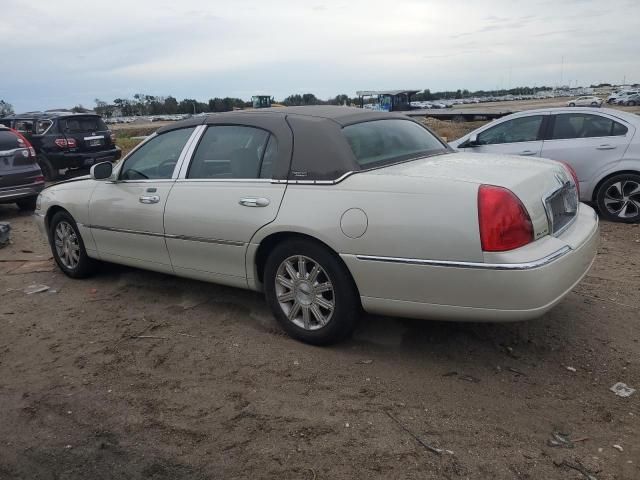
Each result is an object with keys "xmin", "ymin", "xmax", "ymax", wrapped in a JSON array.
[
  {"xmin": 343, "ymin": 119, "xmax": 446, "ymax": 168},
  {"xmin": 62, "ymin": 116, "xmax": 107, "ymax": 133}
]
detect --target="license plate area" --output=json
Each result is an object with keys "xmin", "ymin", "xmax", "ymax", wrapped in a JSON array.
[
  {"xmin": 545, "ymin": 183, "xmax": 578, "ymax": 236},
  {"xmin": 84, "ymin": 135, "xmax": 104, "ymax": 147}
]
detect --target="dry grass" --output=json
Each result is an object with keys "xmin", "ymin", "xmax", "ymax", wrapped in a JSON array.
[
  {"xmin": 419, "ymin": 117, "xmax": 490, "ymax": 142},
  {"xmin": 116, "ymin": 137, "xmax": 144, "ymax": 157}
]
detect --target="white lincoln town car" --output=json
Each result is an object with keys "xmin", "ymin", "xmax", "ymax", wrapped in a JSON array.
[{"xmin": 35, "ymin": 107, "xmax": 598, "ymax": 345}]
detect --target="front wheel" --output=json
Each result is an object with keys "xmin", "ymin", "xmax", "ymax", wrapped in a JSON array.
[
  {"xmin": 596, "ymin": 174, "xmax": 640, "ymax": 223},
  {"xmin": 568, "ymin": 102, "xmax": 576, "ymax": 107},
  {"xmin": 591, "ymin": 102, "xmax": 599, "ymax": 107},
  {"xmin": 264, "ymin": 239, "xmax": 360, "ymax": 345},
  {"xmin": 628, "ymin": 101, "xmax": 637, "ymax": 107},
  {"xmin": 49, "ymin": 211, "xmax": 97, "ymax": 278}
]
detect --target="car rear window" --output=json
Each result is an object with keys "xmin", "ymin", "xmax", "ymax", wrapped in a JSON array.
[
  {"xmin": 343, "ymin": 119, "xmax": 446, "ymax": 168},
  {"xmin": 0, "ymin": 130, "xmax": 20, "ymax": 151},
  {"xmin": 62, "ymin": 116, "xmax": 107, "ymax": 133}
]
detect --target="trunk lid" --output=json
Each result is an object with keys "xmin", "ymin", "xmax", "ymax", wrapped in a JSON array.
[{"xmin": 365, "ymin": 152, "xmax": 577, "ymax": 239}]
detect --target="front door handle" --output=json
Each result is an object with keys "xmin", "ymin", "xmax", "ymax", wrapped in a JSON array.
[
  {"xmin": 239, "ymin": 197, "xmax": 270, "ymax": 207},
  {"xmin": 139, "ymin": 195, "xmax": 160, "ymax": 204},
  {"xmin": 596, "ymin": 144, "xmax": 616, "ymax": 150},
  {"xmin": 519, "ymin": 150, "xmax": 536, "ymax": 156}
]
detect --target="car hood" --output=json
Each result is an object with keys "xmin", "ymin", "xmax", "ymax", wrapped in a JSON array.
[{"xmin": 362, "ymin": 152, "xmax": 572, "ymax": 237}]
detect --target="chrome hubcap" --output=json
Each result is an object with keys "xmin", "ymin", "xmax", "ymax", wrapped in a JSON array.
[
  {"xmin": 604, "ymin": 180, "xmax": 640, "ymax": 219},
  {"xmin": 54, "ymin": 221, "xmax": 80, "ymax": 269},
  {"xmin": 275, "ymin": 255, "xmax": 334, "ymax": 330}
]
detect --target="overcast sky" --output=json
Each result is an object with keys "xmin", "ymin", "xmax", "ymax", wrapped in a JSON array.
[{"xmin": 2, "ymin": 0, "xmax": 639, "ymax": 112}]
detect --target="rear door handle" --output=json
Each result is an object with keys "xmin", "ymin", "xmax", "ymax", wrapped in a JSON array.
[
  {"xmin": 596, "ymin": 144, "xmax": 616, "ymax": 150},
  {"xmin": 239, "ymin": 197, "xmax": 270, "ymax": 207},
  {"xmin": 139, "ymin": 195, "xmax": 160, "ymax": 204},
  {"xmin": 519, "ymin": 150, "xmax": 537, "ymax": 156}
]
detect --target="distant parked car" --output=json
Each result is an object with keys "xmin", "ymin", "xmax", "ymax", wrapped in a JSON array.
[
  {"xmin": 450, "ymin": 107, "xmax": 640, "ymax": 222},
  {"xmin": 35, "ymin": 107, "xmax": 597, "ymax": 345},
  {"xmin": 608, "ymin": 90, "xmax": 639, "ymax": 104},
  {"xmin": 0, "ymin": 125, "xmax": 45, "ymax": 210},
  {"xmin": 567, "ymin": 96, "xmax": 602, "ymax": 107},
  {"xmin": 622, "ymin": 94, "xmax": 640, "ymax": 106},
  {"xmin": 0, "ymin": 112, "xmax": 121, "ymax": 181}
]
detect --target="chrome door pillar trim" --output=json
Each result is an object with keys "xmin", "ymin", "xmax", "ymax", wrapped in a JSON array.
[
  {"xmin": 355, "ymin": 246, "xmax": 572, "ymax": 271},
  {"xmin": 176, "ymin": 125, "xmax": 207, "ymax": 179}
]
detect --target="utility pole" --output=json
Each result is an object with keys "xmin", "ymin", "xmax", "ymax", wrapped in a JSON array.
[{"xmin": 560, "ymin": 55, "xmax": 564, "ymax": 87}]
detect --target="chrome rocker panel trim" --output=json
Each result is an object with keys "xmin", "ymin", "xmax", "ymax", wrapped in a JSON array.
[{"xmin": 355, "ymin": 246, "xmax": 572, "ymax": 271}]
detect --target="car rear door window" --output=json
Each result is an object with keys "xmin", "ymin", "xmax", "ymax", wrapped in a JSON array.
[
  {"xmin": 476, "ymin": 115, "xmax": 544, "ymax": 145},
  {"xmin": 14, "ymin": 120, "xmax": 34, "ymax": 135},
  {"xmin": 187, "ymin": 126, "xmax": 270, "ymax": 179},
  {"xmin": 120, "ymin": 127, "xmax": 195, "ymax": 180},
  {"xmin": 551, "ymin": 113, "xmax": 626, "ymax": 139}
]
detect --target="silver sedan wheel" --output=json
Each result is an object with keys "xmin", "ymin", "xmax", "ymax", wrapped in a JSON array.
[
  {"xmin": 603, "ymin": 180, "xmax": 640, "ymax": 219},
  {"xmin": 54, "ymin": 221, "xmax": 80, "ymax": 269},
  {"xmin": 275, "ymin": 255, "xmax": 335, "ymax": 330}
]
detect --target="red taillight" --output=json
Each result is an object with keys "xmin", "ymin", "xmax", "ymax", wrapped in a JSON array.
[
  {"xmin": 559, "ymin": 161, "xmax": 580, "ymax": 196},
  {"xmin": 10, "ymin": 129, "xmax": 36, "ymax": 157},
  {"xmin": 478, "ymin": 185, "xmax": 533, "ymax": 252},
  {"xmin": 34, "ymin": 175, "xmax": 45, "ymax": 183},
  {"xmin": 54, "ymin": 138, "xmax": 77, "ymax": 148}
]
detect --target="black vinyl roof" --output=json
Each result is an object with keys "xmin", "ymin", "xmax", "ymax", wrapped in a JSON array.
[
  {"xmin": 157, "ymin": 106, "xmax": 409, "ymax": 134},
  {"xmin": 0, "ymin": 111, "xmax": 99, "ymax": 120}
]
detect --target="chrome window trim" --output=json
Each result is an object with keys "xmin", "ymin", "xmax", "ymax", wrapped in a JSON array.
[
  {"xmin": 176, "ymin": 178, "xmax": 274, "ymax": 184},
  {"xmin": 355, "ymin": 246, "xmax": 572, "ymax": 271},
  {"xmin": 176, "ymin": 125, "xmax": 207, "ymax": 179}
]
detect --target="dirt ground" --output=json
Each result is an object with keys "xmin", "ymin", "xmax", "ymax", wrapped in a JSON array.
[{"xmin": 0, "ymin": 203, "xmax": 639, "ymax": 480}]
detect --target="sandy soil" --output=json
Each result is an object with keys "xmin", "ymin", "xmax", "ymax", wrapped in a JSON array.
[{"xmin": 0, "ymin": 205, "xmax": 638, "ymax": 479}]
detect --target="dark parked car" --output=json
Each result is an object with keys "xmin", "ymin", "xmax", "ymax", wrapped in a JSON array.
[
  {"xmin": 0, "ymin": 125, "xmax": 45, "ymax": 210},
  {"xmin": 0, "ymin": 112, "xmax": 121, "ymax": 180}
]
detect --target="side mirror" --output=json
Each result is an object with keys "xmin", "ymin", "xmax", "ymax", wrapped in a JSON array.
[
  {"xmin": 90, "ymin": 161, "xmax": 113, "ymax": 180},
  {"xmin": 459, "ymin": 133, "xmax": 479, "ymax": 148}
]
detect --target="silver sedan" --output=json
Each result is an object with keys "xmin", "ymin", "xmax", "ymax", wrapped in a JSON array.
[{"xmin": 450, "ymin": 107, "xmax": 640, "ymax": 222}]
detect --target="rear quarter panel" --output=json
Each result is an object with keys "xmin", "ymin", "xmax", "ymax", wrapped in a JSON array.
[{"xmin": 253, "ymin": 173, "xmax": 483, "ymax": 262}]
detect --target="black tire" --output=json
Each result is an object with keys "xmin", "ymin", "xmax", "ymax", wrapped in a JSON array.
[
  {"xmin": 264, "ymin": 238, "xmax": 360, "ymax": 345},
  {"xmin": 595, "ymin": 173, "xmax": 640, "ymax": 223},
  {"xmin": 16, "ymin": 196, "xmax": 38, "ymax": 211},
  {"xmin": 38, "ymin": 155, "xmax": 58, "ymax": 181},
  {"xmin": 568, "ymin": 102, "xmax": 576, "ymax": 107},
  {"xmin": 591, "ymin": 102, "xmax": 599, "ymax": 107},
  {"xmin": 49, "ymin": 210, "xmax": 97, "ymax": 278},
  {"xmin": 628, "ymin": 101, "xmax": 637, "ymax": 107}
]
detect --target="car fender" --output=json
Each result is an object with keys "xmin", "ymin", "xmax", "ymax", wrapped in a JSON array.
[
  {"xmin": 585, "ymin": 159, "xmax": 640, "ymax": 201},
  {"xmin": 39, "ymin": 179, "xmax": 97, "ymax": 251}
]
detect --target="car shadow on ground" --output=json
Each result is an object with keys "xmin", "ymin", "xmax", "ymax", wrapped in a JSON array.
[{"xmin": 93, "ymin": 260, "xmax": 577, "ymax": 368}]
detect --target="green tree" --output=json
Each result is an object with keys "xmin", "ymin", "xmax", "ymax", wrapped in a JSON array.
[{"xmin": 0, "ymin": 99, "xmax": 15, "ymax": 116}]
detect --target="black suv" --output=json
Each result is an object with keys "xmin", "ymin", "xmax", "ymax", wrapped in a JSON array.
[{"xmin": 0, "ymin": 112, "xmax": 121, "ymax": 180}]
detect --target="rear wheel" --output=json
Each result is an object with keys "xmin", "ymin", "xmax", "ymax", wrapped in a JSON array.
[
  {"xmin": 628, "ymin": 101, "xmax": 637, "ymax": 107},
  {"xmin": 49, "ymin": 211, "xmax": 97, "ymax": 278},
  {"xmin": 16, "ymin": 196, "xmax": 37, "ymax": 211},
  {"xmin": 264, "ymin": 239, "xmax": 360, "ymax": 345},
  {"xmin": 596, "ymin": 173, "xmax": 640, "ymax": 223},
  {"xmin": 568, "ymin": 102, "xmax": 576, "ymax": 107},
  {"xmin": 38, "ymin": 155, "xmax": 58, "ymax": 181},
  {"xmin": 591, "ymin": 102, "xmax": 599, "ymax": 107}
]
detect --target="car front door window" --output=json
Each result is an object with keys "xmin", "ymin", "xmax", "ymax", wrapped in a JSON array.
[
  {"xmin": 477, "ymin": 115, "xmax": 544, "ymax": 145},
  {"xmin": 120, "ymin": 127, "xmax": 195, "ymax": 180}
]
